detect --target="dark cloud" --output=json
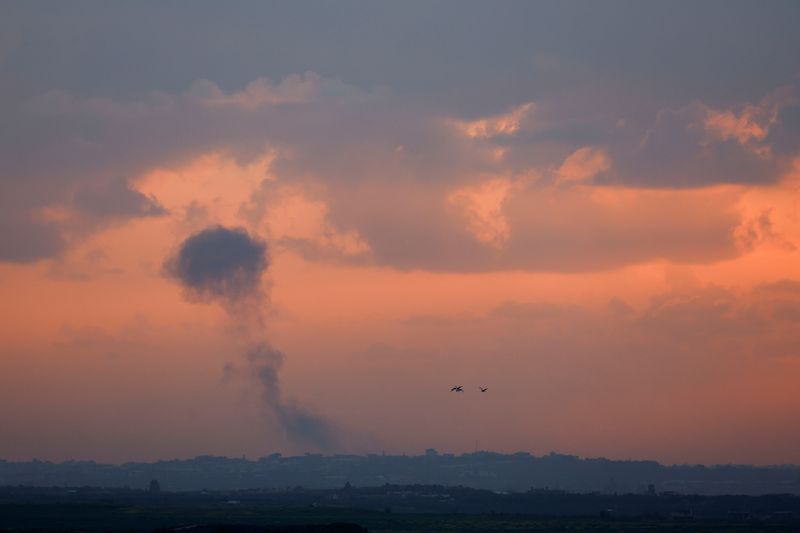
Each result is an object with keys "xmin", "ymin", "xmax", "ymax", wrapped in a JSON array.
[
  {"xmin": 0, "ymin": 209, "xmax": 64, "ymax": 263},
  {"xmin": 767, "ymin": 102, "xmax": 800, "ymax": 157},
  {"xmin": 72, "ymin": 176, "xmax": 166, "ymax": 219},
  {"xmin": 3, "ymin": 2, "xmax": 799, "ymax": 111},
  {"xmin": 0, "ymin": 177, "xmax": 166, "ymax": 264},
  {"xmin": 0, "ymin": 75, "xmax": 486, "ymax": 263},
  {"xmin": 605, "ymin": 104, "xmax": 779, "ymax": 188},
  {"xmin": 9, "ymin": 68, "xmax": 769, "ymax": 272},
  {"xmin": 2, "ymin": 2, "xmax": 800, "ymax": 268},
  {"xmin": 164, "ymin": 226, "xmax": 268, "ymax": 305}
]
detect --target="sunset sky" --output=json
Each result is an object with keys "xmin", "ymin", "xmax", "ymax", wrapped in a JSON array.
[{"xmin": 2, "ymin": 1, "xmax": 800, "ymax": 465}]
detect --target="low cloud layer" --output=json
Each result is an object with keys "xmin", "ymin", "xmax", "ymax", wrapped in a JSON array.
[{"xmin": 73, "ymin": 176, "xmax": 166, "ymax": 220}]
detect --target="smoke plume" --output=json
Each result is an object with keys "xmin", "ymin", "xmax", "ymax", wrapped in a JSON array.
[
  {"xmin": 164, "ymin": 225, "xmax": 337, "ymax": 451},
  {"xmin": 248, "ymin": 343, "xmax": 338, "ymax": 451},
  {"xmin": 163, "ymin": 225, "xmax": 268, "ymax": 308}
]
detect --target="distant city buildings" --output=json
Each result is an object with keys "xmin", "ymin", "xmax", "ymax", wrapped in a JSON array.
[{"xmin": 0, "ymin": 453, "xmax": 798, "ymax": 495}]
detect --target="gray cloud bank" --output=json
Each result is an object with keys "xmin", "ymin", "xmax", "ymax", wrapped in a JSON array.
[{"xmin": 1, "ymin": 2, "xmax": 799, "ymax": 269}]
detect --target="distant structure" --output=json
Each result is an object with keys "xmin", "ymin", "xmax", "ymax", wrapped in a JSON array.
[{"xmin": 2, "ymin": 453, "xmax": 799, "ymax": 495}]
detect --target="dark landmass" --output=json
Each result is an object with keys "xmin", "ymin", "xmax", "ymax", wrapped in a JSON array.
[
  {"xmin": 2, "ymin": 452, "xmax": 799, "ymax": 495},
  {"xmin": 1, "ymin": 484, "xmax": 800, "ymax": 532}
]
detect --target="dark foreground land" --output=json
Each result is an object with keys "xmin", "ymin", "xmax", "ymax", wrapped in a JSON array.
[{"xmin": 1, "ymin": 485, "xmax": 799, "ymax": 532}]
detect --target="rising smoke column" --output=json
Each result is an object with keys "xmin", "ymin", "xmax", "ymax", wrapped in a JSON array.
[
  {"xmin": 164, "ymin": 225, "xmax": 337, "ymax": 450},
  {"xmin": 247, "ymin": 342, "xmax": 338, "ymax": 450}
]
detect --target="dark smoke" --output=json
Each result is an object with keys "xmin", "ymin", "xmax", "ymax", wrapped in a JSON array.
[
  {"xmin": 163, "ymin": 225, "xmax": 268, "ymax": 306},
  {"xmin": 248, "ymin": 343, "xmax": 338, "ymax": 451},
  {"xmin": 164, "ymin": 225, "xmax": 337, "ymax": 451}
]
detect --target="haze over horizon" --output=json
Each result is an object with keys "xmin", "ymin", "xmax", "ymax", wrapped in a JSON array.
[
  {"xmin": 2, "ymin": 1, "xmax": 800, "ymax": 467},
  {"xmin": 5, "ymin": 449, "xmax": 800, "ymax": 469}
]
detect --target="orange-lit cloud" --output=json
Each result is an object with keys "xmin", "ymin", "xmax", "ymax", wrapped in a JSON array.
[
  {"xmin": 455, "ymin": 102, "xmax": 536, "ymax": 139},
  {"xmin": 448, "ymin": 177, "xmax": 516, "ymax": 248},
  {"xmin": 555, "ymin": 147, "xmax": 611, "ymax": 185}
]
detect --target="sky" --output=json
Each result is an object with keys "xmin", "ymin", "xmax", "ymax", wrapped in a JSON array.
[{"xmin": 1, "ymin": 1, "xmax": 800, "ymax": 465}]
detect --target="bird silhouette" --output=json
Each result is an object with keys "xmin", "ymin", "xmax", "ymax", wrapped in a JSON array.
[
  {"xmin": 479, "ymin": 387, "xmax": 488, "ymax": 392},
  {"xmin": 451, "ymin": 386, "xmax": 464, "ymax": 392}
]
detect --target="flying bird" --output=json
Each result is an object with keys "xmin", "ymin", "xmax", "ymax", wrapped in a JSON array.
[
  {"xmin": 451, "ymin": 386, "xmax": 464, "ymax": 392},
  {"xmin": 479, "ymin": 387, "xmax": 488, "ymax": 392}
]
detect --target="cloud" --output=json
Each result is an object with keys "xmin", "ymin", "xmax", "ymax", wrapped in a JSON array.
[
  {"xmin": 244, "ymin": 182, "xmax": 370, "ymax": 259},
  {"xmin": 0, "ymin": 209, "xmax": 64, "ymax": 263},
  {"xmin": 163, "ymin": 226, "xmax": 268, "ymax": 306},
  {"xmin": 638, "ymin": 285, "xmax": 757, "ymax": 340},
  {"xmin": 608, "ymin": 103, "xmax": 778, "ymax": 187},
  {"xmin": 555, "ymin": 147, "xmax": 611, "ymax": 185},
  {"xmin": 377, "ymin": 277, "xmax": 800, "ymax": 462},
  {"xmin": 0, "ymin": 74, "xmax": 333, "ymax": 264},
  {"xmin": 734, "ymin": 208, "xmax": 796, "ymax": 253},
  {"xmin": 4, "ymin": 2, "xmax": 800, "ymax": 112},
  {"xmin": 2, "ymin": 16, "xmax": 798, "ymax": 269},
  {"xmin": 308, "ymin": 179, "xmax": 744, "ymax": 272},
  {"xmin": 491, "ymin": 300, "xmax": 568, "ymax": 321},
  {"xmin": 454, "ymin": 102, "xmax": 536, "ymax": 139},
  {"xmin": 633, "ymin": 279, "xmax": 800, "ymax": 347},
  {"xmin": 750, "ymin": 280, "xmax": 800, "ymax": 324},
  {"xmin": 235, "ymin": 80, "xmax": 799, "ymax": 272},
  {"xmin": 754, "ymin": 279, "xmax": 800, "ymax": 296},
  {"xmin": 704, "ymin": 105, "xmax": 774, "ymax": 146},
  {"xmin": 602, "ymin": 84, "xmax": 800, "ymax": 188},
  {"xmin": 0, "ymin": 72, "xmax": 492, "ymax": 263},
  {"xmin": 0, "ymin": 177, "xmax": 166, "ymax": 264},
  {"xmin": 767, "ymin": 99, "xmax": 800, "ymax": 157},
  {"xmin": 72, "ymin": 176, "xmax": 166, "ymax": 219},
  {"xmin": 448, "ymin": 178, "xmax": 515, "ymax": 249}
]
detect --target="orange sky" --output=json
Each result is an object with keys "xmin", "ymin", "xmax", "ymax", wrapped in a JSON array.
[
  {"xmin": 2, "ymin": 3, "xmax": 800, "ymax": 465},
  {"xmin": 1, "ymin": 148, "xmax": 799, "ymax": 464}
]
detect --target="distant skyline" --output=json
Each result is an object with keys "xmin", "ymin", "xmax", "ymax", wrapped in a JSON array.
[
  {"xmin": 3, "ymin": 452, "xmax": 800, "ymax": 495},
  {"xmin": 1, "ymin": 1, "xmax": 800, "ymax": 465}
]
